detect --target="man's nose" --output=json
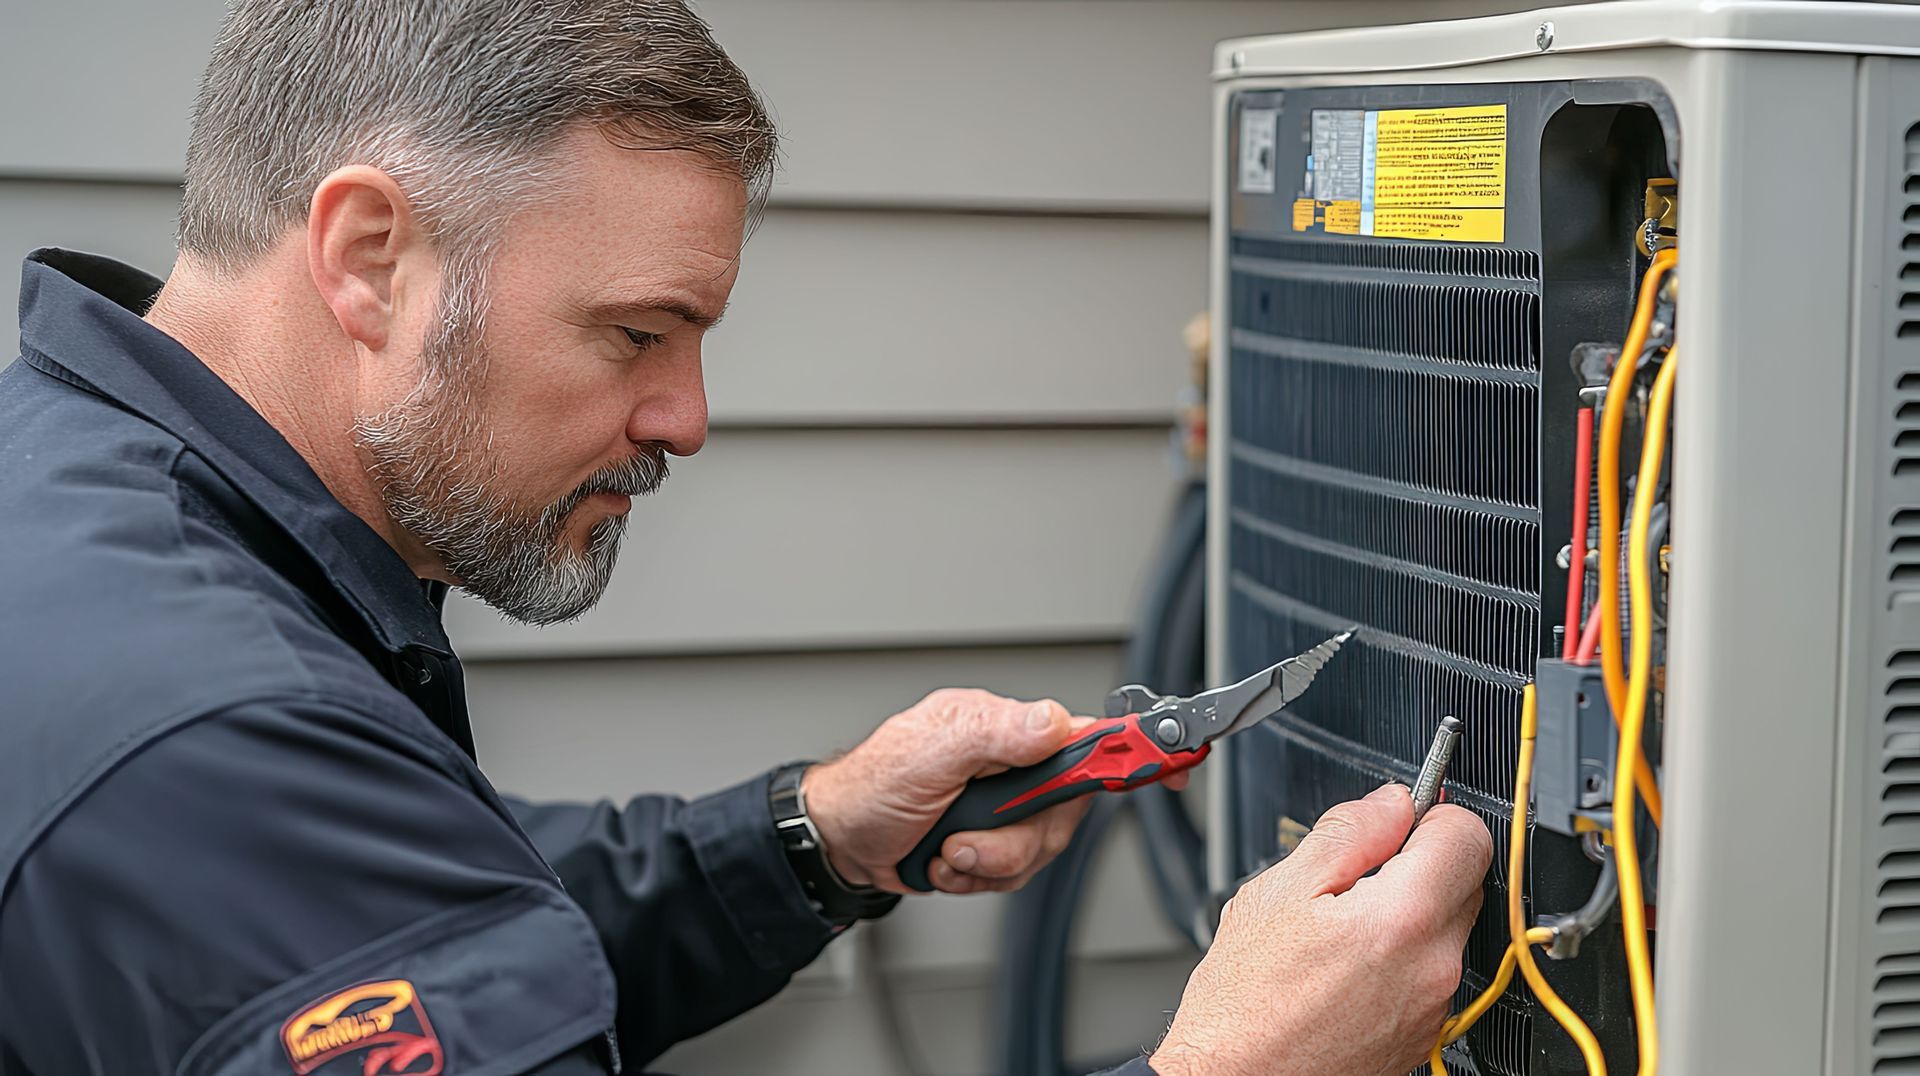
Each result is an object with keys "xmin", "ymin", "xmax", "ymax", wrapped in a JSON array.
[{"xmin": 627, "ymin": 355, "xmax": 708, "ymax": 457}]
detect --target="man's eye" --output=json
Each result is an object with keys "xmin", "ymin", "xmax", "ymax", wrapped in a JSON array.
[{"xmin": 621, "ymin": 327, "xmax": 667, "ymax": 352}]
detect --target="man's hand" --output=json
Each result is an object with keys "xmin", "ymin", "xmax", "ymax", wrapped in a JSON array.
[
  {"xmin": 1150, "ymin": 784, "xmax": 1492, "ymax": 1076},
  {"xmin": 802, "ymin": 688, "xmax": 1186, "ymax": 895}
]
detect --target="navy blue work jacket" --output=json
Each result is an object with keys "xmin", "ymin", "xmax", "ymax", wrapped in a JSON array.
[{"xmin": 0, "ymin": 250, "xmax": 838, "ymax": 1074}]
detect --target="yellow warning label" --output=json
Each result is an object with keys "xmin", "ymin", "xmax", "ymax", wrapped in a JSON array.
[
  {"xmin": 1291, "ymin": 198, "xmax": 1316, "ymax": 232},
  {"xmin": 1370, "ymin": 208, "xmax": 1505, "ymax": 243},
  {"xmin": 1370, "ymin": 104, "xmax": 1506, "ymax": 242},
  {"xmin": 1371, "ymin": 105, "xmax": 1506, "ymax": 207},
  {"xmin": 1325, "ymin": 201, "xmax": 1361, "ymax": 235}
]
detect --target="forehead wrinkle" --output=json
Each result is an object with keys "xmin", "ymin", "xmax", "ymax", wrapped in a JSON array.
[{"xmin": 603, "ymin": 244, "xmax": 738, "ymax": 321}]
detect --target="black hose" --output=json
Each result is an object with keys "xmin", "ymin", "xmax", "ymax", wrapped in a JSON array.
[
  {"xmin": 993, "ymin": 481, "xmax": 1211, "ymax": 1076},
  {"xmin": 1127, "ymin": 483, "xmax": 1210, "ymax": 948},
  {"xmin": 991, "ymin": 795, "xmax": 1122, "ymax": 1076}
]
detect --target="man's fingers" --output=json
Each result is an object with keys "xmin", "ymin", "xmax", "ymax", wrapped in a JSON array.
[
  {"xmin": 931, "ymin": 860, "xmax": 1045, "ymax": 894},
  {"xmin": 941, "ymin": 796, "xmax": 1091, "ymax": 879},
  {"xmin": 928, "ymin": 858, "xmax": 1044, "ymax": 894},
  {"xmin": 1366, "ymin": 803, "xmax": 1493, "ymax": 919},
  {"xmin": 1276, "ymin": 784, "xmax": 1415, "ymax": 899},
  {"xmin": 928, "ymin": 857, "xmax": 980, "ymax": 893}
]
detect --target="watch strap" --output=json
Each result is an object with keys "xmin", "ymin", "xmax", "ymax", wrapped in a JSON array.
[{"xmin": 769, "ymin": 762, "xmax": 901, "ymax": 924}]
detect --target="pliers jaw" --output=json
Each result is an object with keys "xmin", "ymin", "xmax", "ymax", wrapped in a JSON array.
[
  {"xmin": 1100, "ymin": 628, "xmax": 1356, "ymax": 755},
  {"xmin": 1104, "ymin": 685, "xmax": 1167, "ymax": 718}
]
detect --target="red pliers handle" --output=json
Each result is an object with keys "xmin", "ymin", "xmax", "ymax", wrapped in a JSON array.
[
  {"xmin": 895, "ymin": 713, "xmax": 1208, "ymax": 892},
  {"xmin": 892, "ymin": 629, "xmax": 1352, "ymax": 893}
]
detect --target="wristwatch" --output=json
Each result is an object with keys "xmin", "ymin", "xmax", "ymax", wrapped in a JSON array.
[{"xmin": 769, "ymin": 762, "xmax": 901, "ymax": 925}]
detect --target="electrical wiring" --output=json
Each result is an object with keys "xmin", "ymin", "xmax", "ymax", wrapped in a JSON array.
[
  {"xmin": 1596, "ymin": 249, "xmax": 1676, "ymax": 827},
  {"xmin": 1614, "ymin": 349, "xmax": 1678, "ymax": 1076},
  {"xmin": 1432, "ymin": 925, "xmax": 1555, "ymax": 1057},
  {"xmin": 1511, "ymin": 684, "xmax": 1609, "ymax": 1076},
  {"xmin": 1430, "ymin": 686, "xmax": 1607, "ymax": 1076},
  {"xmin": 1574, "ymin": 581, "xmax": 1605, "ymax": 665},
  {"xmin": 1439, "ymin": 941, "xmax": 1521, "ymax": 1063},
  {"xmin": 1440, "ymin": 251, "xmax": 1677, "ymax": 1076},
  {"xmin": 1563, "ymin": 407, "xmax": 1596, "ymax": 660}
]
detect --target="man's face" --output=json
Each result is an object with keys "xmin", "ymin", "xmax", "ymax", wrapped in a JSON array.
[{"xmin": 354, "ymin": 129, "xmax": 743, "ymax": 624}]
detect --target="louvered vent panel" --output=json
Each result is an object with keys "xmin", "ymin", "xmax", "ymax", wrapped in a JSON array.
[
  {"xmin": 1883, "ymin": 851, "xmax": 1920, "ymax": 926},
  {"xmin": 1893, "ymin": 510, "xmax": 1920, "ymax": 584},
  {"xmin": 1870, "ymin": 119, "xmax": 1920, "ymax": 1076},
  {"xmin": 1880, "ymin": 951, "xmax": 1920, "ymax": 1073}
]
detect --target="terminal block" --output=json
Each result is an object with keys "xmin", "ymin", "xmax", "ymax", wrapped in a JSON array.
[{"xmin": 1532, "ymin": 659, "xmax": 1617, "ymax": 838}]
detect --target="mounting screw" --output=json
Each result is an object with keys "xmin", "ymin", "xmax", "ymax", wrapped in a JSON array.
[
  {"xmin": 1155, "ymin": 717, "xmax": 1184, "ymax": 745},
  {"xmin": 1536, "ymin": 21, "xmax": 1555, "ymax": 51},
  {"xmin": 1231, "ymin": 50, "xmax": 1246, "ymax": 72}
]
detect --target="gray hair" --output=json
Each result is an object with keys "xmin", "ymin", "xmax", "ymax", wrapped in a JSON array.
[{"xmin": 177, "ymin": 0, "xmax": 776, "ymax": 270}]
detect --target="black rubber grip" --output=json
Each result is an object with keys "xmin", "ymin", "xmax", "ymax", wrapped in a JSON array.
[{"xmin": 896, "ymin": 723, "xmax": 1151, "ymax": 893}]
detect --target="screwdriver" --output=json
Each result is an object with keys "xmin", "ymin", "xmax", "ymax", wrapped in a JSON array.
[{"xmin": 1410, "ymin": 715, "xmax": 1463, "ymax": 825}]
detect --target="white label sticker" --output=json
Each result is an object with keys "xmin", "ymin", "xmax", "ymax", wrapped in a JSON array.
[{"xmin": 1238, "ymin": 108, "xmax": 1278, "ymax": 194}]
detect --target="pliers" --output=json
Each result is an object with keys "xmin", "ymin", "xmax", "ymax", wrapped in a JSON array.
[{"xmin": 897, "ymin": 629, "xmax": 1353, "ymax": 891}]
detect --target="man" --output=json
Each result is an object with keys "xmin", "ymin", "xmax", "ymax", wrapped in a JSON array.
[{"xmin": 0, "ymin": 2, "xmax": 1490, "ymax": 1073}]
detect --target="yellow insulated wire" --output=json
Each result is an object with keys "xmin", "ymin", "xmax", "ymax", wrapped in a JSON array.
[
  {"xmin": 1430, "ymin": 925, "xmax": 1559, "ymax": 1073},
  {"xmin": 1434, "ymin": 926, "xmax": 1554, "ymax": 1054},
  {"xmin": 1431, "ymin": 944, "xmax": 1519, "ymax": 1073},
  {"xmin": 1615, "ymin": 349, "xmax": 1678, "ymax": 1075},
  {"xmin": 1432, "ymin": 689, "xmax": 1605, "ymax": 1076},
  {"xmin": 1512, "ymin": 686, "xmax": 1608, "ymax": 1076},
  {"xmin": 1597, "ymin": 248, "xmax": 1675, "ymax": 829}
]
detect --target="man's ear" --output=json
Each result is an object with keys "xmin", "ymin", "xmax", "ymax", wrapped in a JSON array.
[{"xmin": 307, "ymin": 166, "xmax": 424, "ymax": 352}]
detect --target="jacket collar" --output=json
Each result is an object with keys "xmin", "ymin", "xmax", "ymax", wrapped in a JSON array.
[{"xmin": 16, "ymin": 248, "xmax": 453, "ymax": 657}]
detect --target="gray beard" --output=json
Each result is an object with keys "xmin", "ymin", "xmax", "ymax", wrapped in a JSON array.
[{"xmin": 351, "ymin": 297, "xmax": 668, "ymax": 626}]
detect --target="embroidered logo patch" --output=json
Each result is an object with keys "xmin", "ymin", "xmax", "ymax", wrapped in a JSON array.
[{"xmin": 281, "ymin": 979, "xmax": 444, "ymax": 1075}]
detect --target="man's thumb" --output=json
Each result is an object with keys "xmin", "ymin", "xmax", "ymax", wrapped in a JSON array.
[
  {"xmin": 973, "ymin": 698, "xmax": 1075, "ymax": 772},
  {"xmin": 1278, "ymin": 783, "xmax": 1414, "ymax": 898}
]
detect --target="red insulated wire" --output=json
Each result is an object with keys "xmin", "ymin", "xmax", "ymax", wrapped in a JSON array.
[
  {"xmin": 1573, "ymin": 600, "xmax": 1604, "ymax": 666},
  {"xmin": 1561, "ymin": 407, "xmax": 1596, "ymax": 661}
]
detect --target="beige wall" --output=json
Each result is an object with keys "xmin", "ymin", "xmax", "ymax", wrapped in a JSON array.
[{"xmin": 1, "ymin": 2, "xmax": 1561, "ymax": 1072}]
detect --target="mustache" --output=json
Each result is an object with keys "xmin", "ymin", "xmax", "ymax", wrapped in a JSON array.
[
  {"xmin": 545, "ymin": 444, "xmax": 671, "ymax": 526},
  {"xmin": 578, "ymin": 445, "xmax": 671, "ymax": 499}
]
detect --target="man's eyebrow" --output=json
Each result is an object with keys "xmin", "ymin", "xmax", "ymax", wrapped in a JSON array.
[{"xmin": 591, "ymin": 296, "xmax": 727, "ymax": 330}]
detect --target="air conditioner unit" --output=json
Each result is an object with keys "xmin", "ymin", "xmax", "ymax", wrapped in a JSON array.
[{"xmin": 1206, "ymin": 3, "xmax": 1920, "ymax": 1073}]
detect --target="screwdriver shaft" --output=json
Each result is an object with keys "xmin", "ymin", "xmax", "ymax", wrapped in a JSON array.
[{"xmin": 1411, "ymin": 716, "xmax": 1463, "ymax": 824}]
